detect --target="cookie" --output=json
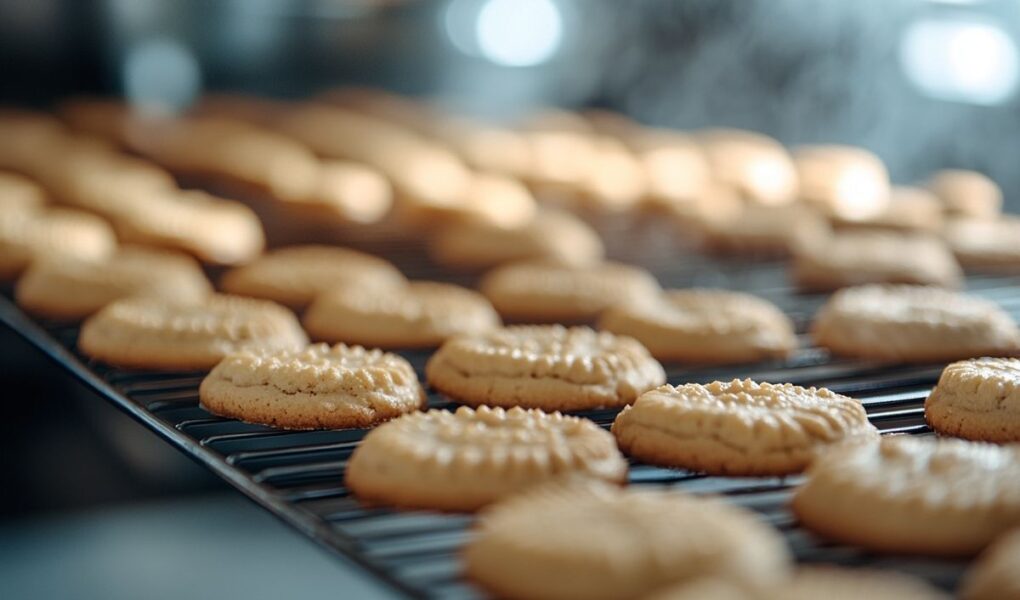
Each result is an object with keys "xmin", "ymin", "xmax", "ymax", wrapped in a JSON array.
[
  {"xmin": 812, "ymin": 285, "xmax": 1019, "ymax": 362},
  {"xmin": 794, "ymin": 145, "xmax": 891, "ymax": 221},
  {"xmin": 428, "ymin": 208, "xmax": 604, "ymax": 271},
  {"xmin": 833, "ymin": 186, "xmax": 944, "ymax": 233},
  {"xmin": 575, "ymin": 137, "xmax": 648, "ymax": 212},
  {"xmin": 959, "ymin": 528, "xmax": 1020, "ymax": 600},
  {"xmin": 0, "ymin": 172, "xmax": 46, "ymax": 212},
  {"xmin": 79, "ymin": 294, "xmax": 308, "ymax": 371},
  {"xmin": 397, "ymin": 172, "xmax": 536, "ymax": 229},
  {"xmin": 0, "ymin": 206, "xmax": 116, "ymax": 280},
  {"xmin": 199, "ymin": 343, "xmax": 423, "ymax": 429},
  {"xmin": 927, "ymin": 169, "xmax": 1002, "ymax": 218},
  {"xmin": 925, "ymin": 357, "xmax": 1020, "ymax": 442},
  {"xmin": 432, "ymin": 117, "xmax": 533, "ymax": 178},
  {"xmin": 288, "ymin": 160, "xmax": 392, "ymax": 224},
  {"xmin": 303, "ymin": 281, "xmax": 500, "ymax": 348},
  {"xmin": 650, "ymin": 568, "xmax": 949, "ymax": 600},
  {"xmin": 791, "ymin": 435, "xmax": 1020, "ymax": 556},
  {"xmin": 613, "ymin": 379, "xmax": 877, "ymax": 476},
  {"xmin": 425, "ymin": 325, "xmax": 665, "ymax": 411},
  {"xmin": 16, "ymin": 247, "xmax": 211, "ymax": 320},
  {"xmin": 698, "ymin": 203, "xmax": 829, "ymax": 257},
  {"xmin": 112, "ymin": 190, "xmax": 265, "ymax": 265},
  {"xmin": 221, "ymin": 245, "xmax": 405, "ymax": 310},
  {"xmin": 345, "ymin": 406, "xmax": 626, "ymax": 511},
  {"xmin": 944, "ymin": 216, "xmax": 1020, "ymax": 271},
  {"xmin": 599, "ymin": 289, "xmax": 797, "ymax": 363},
  {"xmin": 479, "ymin": 260, "xmax": 661, "ymax": 322},
  {"xmin": 792, "ymin": 231, "xmax": 962, "ymax": 292},
  {"xmin": 464, "ymin": 482, "xmax": 792, "ymax": 600},
  {"xmin": 697, "ymin": 128, "xmax": 797, "ymax": 206},
  {"xmin": 632, "ymin": 130, "xmax": 713, "ymax": 210}
]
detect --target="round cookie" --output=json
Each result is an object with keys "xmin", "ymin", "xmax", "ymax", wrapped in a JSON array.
[
  {"xmin": 927, "ymin": 169, "xmax": 1002, "ymax": 218},
  {"xmin": 0, "ymin": 206, "xmax": 116, "ymax": 279},
  {"xmin": 925, "ymin": 357, "xmax": 1020, "ymax": 442},
  {"xmin": 812, "ymin": 285, "xmax": 1019, "ymax": 363},
  {"xmin": 199, "ymin": 343, "xmax": 424, "ymax": 430},
  {"xmin": 959, "ymin": 528, "xmax": 1020, "ymax": 600},
  {"xmin": 221, "ymin": 245, "xmax": 406, "ymax": 310},
  {"xmin": 944, "ymin": 217, "xmax": 1020, "ymax": 271},
  {"xmin": 426, "ymin": 325, "xmax": 666, "ymax": 411},
  {"xmin": 792, "ymin": 231, "xmax": 962, "ymax": 292},
  {"xmin": 79, "ymin": 294, "xmax": 308, "ymax": 371},
  {"xmin": 304, "ymin": 281, "xmax": 499, "ymax": 348},
  {"xmin": 428, "ymin": 208, "xmax": 604, "ymax": 271},
  {"xmin": 464, "ymin": 482, "xmax": 792, "ymax": 600},
  {"xmin": 345, "ymin": 406, "xmax": 627, "ymax": 511},
  {"xmin": 612, "ymin": 380, "xmax": 877, "ymax": 476},
  {"xmin": 16, "ymin": 247, "xmax": 212, "ymax": 320},
  {"xmin": 791, "ymin": 435, "xmax": 1020, "ymax": 556},
  {"xmin": 480, "ymin": 260, "xmax": 661, "ymax": 323},
  {"xmin": 599, "ymin": 289, "xmax": 797, "ymax": 364}
]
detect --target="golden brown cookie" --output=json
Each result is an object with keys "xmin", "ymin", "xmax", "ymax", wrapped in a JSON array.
[
  {"xmin": 832, "ymin": 186, "xmax": 944, "ymax": 233},
  {"xmin": 612, "ymin": 380, "xmax": 877, "ymax": 476},
  {"xmin": 285, "ymin": 160, "xmax": 392, "ymax": 224},
  {"xmin": 697, "ymin": 128, "xmax": 798, "ymax": 206},
  {"xmin": 794, "ymin": 144, "xmax": 890, "ymax": 221},
  {"xmin": 199, "ymin": 343, "xmax": 424, "ymax": 429},
  {"xmin": 599, "ymin": 289, "xmax": 797, "ymax": 363},
  {"xmin": 792, "ymin": 436, "xmax": 1020, "ymax": 556},
  {"xmin": 959, "ymin": 528, "xmax": 1020, "ymax": 600},
  {"xmin": 220, "ymin": 245, "xmax": 406, "ymax": 310},
  {"xmin": 303, "ymin": 281, "xmax": 500, "ymax": 348},
  {"xmin": 79, "ymin": 294, "xmax": 307, "ymax": 371},
  {"xmin": 811, "ymin": 284, "xmax": 1019, "ymax": 362},
  {"xmin": 698, "ymin": 203, "xmax": 830, "ymax": 257},
  {"xmin": 944, "ymin": 216, "xmax": 1020, "ymax": 271},
  {"xmin": 345, "ymin": 406, "xmax": 627, "ymax": 511},
  {"xmin": 426, "ymin": 325, "xmax": 665, "ymax": 411},
  {"xmin": 480, "ymin": 260, "xmax": 661, "ymax": 323},
  {"xmin": 464, "ymin": 482, "xmax": 792, "ymax": 600},
  {"xmin": 925, "ymin": 357, "xmax": 1020, "ymax": 442},
  {"xmin": 0, "ymin": 206, "xmax": 116, "ymax": 280},
  {"xmin": 0, "ymin": 172, "xmax": 46, "ymax": 212},
  {"xmin": 927, "ymin": 169, "xmax": 1002, "ymax": 218}
]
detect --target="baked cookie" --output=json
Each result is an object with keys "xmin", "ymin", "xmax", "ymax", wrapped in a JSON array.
[
  {"xmin": 288, "ymin": 160, "xmax": 392, "ymax": 224},
  {"xmin": 812, "ymin": 285, "xmax": 1019, "ymax": 362},
  {"xmin": 944, "ymin": 217, "xmax": 1020, "ymax": 271},
  {"xmin": 832, "ymin": 186, "xmax": 944, "ymax": 233},
  {"xmin": 464, "ymin": 482, "xmax": 792, "ymax": 600},
  {"xmin": 613, "ymin": 380, "xmax": 877, "ymax": 476},
  {"xmin": 79, "ymin": 294, "xmax": 307, "ymax": 371},
  {"xmin": 650, "ymin": 568, "xmax": 949, "ymax": 600},
  {"xmin": 0, "ymin": 172, "xmax": 46, "ymax": 212},
  {"xmin": 599, "ymin": 289, "xmax": 797, "ymax": 363},
  {"xmin": 428, "ymin": 208, "xmax": 604, "ymax": 271},
  {"xmin": 575, "ymin": 137, "xmax": 648, "ymax": 212},
  {"xmin": 426, "ymin": 325, "xmax": 666, "ymax": 411},
  {"xmin": 698, "ymin": 203, "xmax": 830, "ymax": 257},
  {"xmin": 697, "ymin": 128, "xmax": 798, "ymax": 206},
  {"xmin": 959, "ymin": 528, "xmax": 1020, "ymax": 600},
  {"xmin": 345, "ymin": 406, "xmax": 626, "ymax": 511},
  {"xmin": 398, "ymin": 172, "xmax": 537, "ymax": 229},
  {"xmin": 0, "ymin": 206, "xmax": 116, "ymax": 280},
  {"xmin": 792, "ymin": 230, "xmax": 962, "ymax": 292},
  {"xmin": 304, "ymin": 281, "xmax": 500, "ymax": 348},
  {"xmin": 927, "ymin": 169, "xmax": 1002, "ymax": 218},
  {"xmin": 199, "ymin": 343, "xmax": 423, "ymax": 429},
  {"xmin": 925, "ymin": 357, "xmax": 1020, "ymax": 442},
  {"xmin": 16, "ymin": 247, "xmax": 211, "ymax": 320},
  {"xmin": 629, "ymin": 130, "xmax": 713, "ymax": 210},
  {"xmin": 221, "ymin": 245, "xmax": 405, "ymax": 310},
  {"xmin": 480, "ymin": 260, "xmax": 661, "ymax": 323},
  {"xmin": 113, "ymin": 190, "xmax": 265, "ymax": 265},
  {"xmin": 792, "ymin": 435, "xmax": 1020, "ymax": 556},
  {"xmin": 794, "ymin": 145, "xmax": 890, "ymax": 221}
]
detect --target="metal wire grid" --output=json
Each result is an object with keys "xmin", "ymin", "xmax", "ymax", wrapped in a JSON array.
[{"xmin": 4, "ymin": 255, "xmax": 1020, "ymax": 599}]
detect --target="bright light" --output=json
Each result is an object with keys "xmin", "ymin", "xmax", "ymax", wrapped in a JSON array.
[
  {"xmin": 122, "ymin": 38, "xmax": 201, "ymax": 112},
  {"xmin": 475, "ymin": 0, "xmax": 563, "ymax": 67},
  {"xmin": 900, "ymin": 18, "xmax": 1018, "ymax": 105}
]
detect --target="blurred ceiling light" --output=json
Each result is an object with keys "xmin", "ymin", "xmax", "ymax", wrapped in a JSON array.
[
  {"xmin": 122, "ymin": 38, "xmax": 201, "ymax": 112},
  {"xmin": 475, "ymin": 0, "xmax": 563, "ymax": 67},
  {"xmin": 900, "ymin": 18, "xmax": 1018, "ymax": 105}
]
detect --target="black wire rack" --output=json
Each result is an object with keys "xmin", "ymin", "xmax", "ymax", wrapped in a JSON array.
[{"xmin": 4, "ymin": 231, "xmax": 1020, "ymax": 599}]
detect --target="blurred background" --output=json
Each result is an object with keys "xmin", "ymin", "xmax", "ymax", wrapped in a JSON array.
[{"xmin": 2, "ymin": 0, "xmax": 1019, "ymax": 597}]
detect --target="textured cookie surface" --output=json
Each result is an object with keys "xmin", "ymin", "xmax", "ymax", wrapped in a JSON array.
[
  {"xmin": 426, "ymin": 325, "xmax": 665, "ymax": 411},
  {"xmin": 613, "ymin": 379, "xmax": 877, "ymax": 476},
  {"xmin": 791, "ymin": 436, "xmax": 1020, "ymax": 556},
  {"xmin": 16, "ymin": 247, "xmax": 211, "ymax": 320},
  {"xmin": 464, "ymin": 482, "xmax": 792, "ymax": 600},
  {"xmin": 599, "ymin": 289, "xmax": 797, "ymax": 363},
  {"xmin": 221, "ymin": 245, "xmax": 406, "ymax": 309},
  {"xmin": 200, "ymin": 343, "xmax": 423, "ymax": 429},
  {"xmin": 792, "ymin": 231, "xmax": 962, "ymax": 291},
  {"xmin": 79, "ymin": 294, "xmax": 308, "ymax": 371},
  {"xmin": 304, "ymin": 281, "xmax": 499, "ymax": 348},
  {"xmin": 0, "ymin": 207, "xmax": 116, "ymax": 279},
  {"xmin": 959, "ymin": 528, "xmax": 1020, "ymax": 600},
  {"xmin": 925, "ymin": 357, "xmax": 1020, "ymax": 442},
  {"xmin": 812, "ymin": 285, "xmax": 1019, "ymax": 362},
  {"xmin": 480, "ymin": 260, "xmax": 661, "ymax": 322},
  {"xmin": 345, "ymin": 406, "xmax": 626, "ymax": 511}
]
